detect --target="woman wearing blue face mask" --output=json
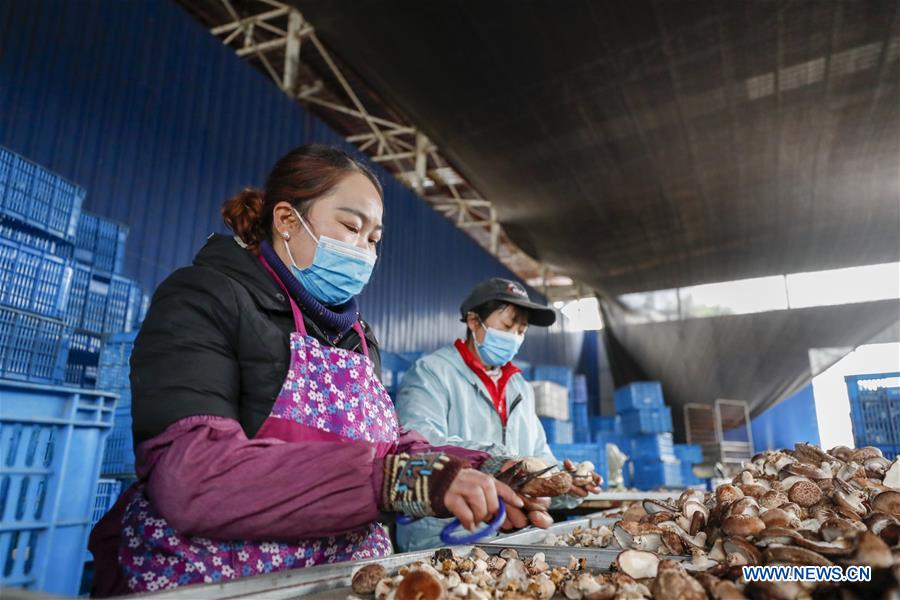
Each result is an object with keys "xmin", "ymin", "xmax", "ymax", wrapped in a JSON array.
[
  {"xmin": 394, "ymin": 278, "xmax": 602, "ymax": 551},
  {"xmin": 87, "ymin": 146, "xmax": 525, "ymax": 595}
]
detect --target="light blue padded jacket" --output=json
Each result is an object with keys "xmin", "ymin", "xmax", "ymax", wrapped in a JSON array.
[{"xmin": 394, "ymin": 343, "xmax": 580, "ymax": 551}]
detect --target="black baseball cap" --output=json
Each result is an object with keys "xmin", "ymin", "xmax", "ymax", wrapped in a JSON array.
[{"xmin": 460, "ymin": 277, "xmax": 557, "ymax": 327}]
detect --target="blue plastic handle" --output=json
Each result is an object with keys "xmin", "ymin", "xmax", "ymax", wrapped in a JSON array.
[{"xmin": 396, "ymin": 501, "xmax": 507, "ymax": 545}]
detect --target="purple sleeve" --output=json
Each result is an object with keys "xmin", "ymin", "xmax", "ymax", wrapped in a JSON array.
[
  {"xmin": 138, "ymin": 416, "xmax": 385, "ymax": 541},
  {"xmin": 395, "ymin": 428, "xmax": 491, "ymax": 469}
]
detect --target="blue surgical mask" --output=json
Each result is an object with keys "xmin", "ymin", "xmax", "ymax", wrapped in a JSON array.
[
  {"xmin": 284, "ymin": 209, "xmax": 376, "ymax": 306},
  {"xmin": 475, "ymin": 321, "xmax": 524, "ymax": 367}
]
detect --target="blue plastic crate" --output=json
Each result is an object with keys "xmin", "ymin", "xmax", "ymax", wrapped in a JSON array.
[
  {"xmin": 101, "ymin": 414, "xmax": 135, "ymax": 476},
  {"xmin": 65, "ymin": 333, "xmax": 102, "ymax": 388},
  {"xmin": 102, "ymin": 276, "xmax": 133, "ymax": 333},
  {"xmin": 0, "ymin": 149, "xmax": 83, "ymax": 243},
  {"xmin": 614, "ymin": 382, "xmax": 664, "ymax": 412},
  {"xmin": 0, "ymin": 217, "xmax": 72, "ymax": 258},
  {"xmin": 628, "ymin": 433, "xmax": 675, "ymax": 460},
  {"xmin": 3, "ymin": 154, "xmax": 35, "ymax": 222},
  {"xmin": 0, "ymin": 149, "xmax": 11, "ymax": 207},
  {"xmin": 572, "ymin": 374, "xmax": 588, "ymax": 404},
  {"xmin": 539, "ymin": 417, "xmax": 573, "ymax": 445},
  {"xmin": 674, "ymin": 443, "xmax": 703, "ymax": 464},
  {"xmin": 0, "ymin": 380, "xmax": 116, "ymax": 595},
  {"xmin": 0, "ymin": 308, "xmax": 70, "ymax": 383},
  {"xmin": 0, "ymin": 238, "xmax": 72, "ymax": 319},
  {"xmin": 846, "ymin": 373, "xmax": 900, "ymax": 446},
  {"xmin": 620, "ymin": 406, "xmax": 673, "ymax": 435},
  {"xmin": 96, "ymin": 331, "xmax": 136, "ymax": 406},
  {"xmin": 64, "ymin": 264, "xmax": 91, "ymax": 328},
  {"xmin": 74, "ymin": 213, "xmax": 128, "ymax": 275},
  {"xmin": 87, "ymin": 479, "xmax": 122, "ymax": 549},
  {"xmin": 591, "ymin": 415, "xmax": 620, "ymax": 433},
  {"xmin": 533, "ymin": 365, "xmax": 574, "ymax": 390},
  {"xmin": 630, "ymin": 459, "xmax": 682, "ymax": 490}
]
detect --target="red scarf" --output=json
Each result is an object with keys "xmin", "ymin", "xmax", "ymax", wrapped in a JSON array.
[{"xmin": 454, "ymin": 339, "xmax": 521, "ymax": 426}]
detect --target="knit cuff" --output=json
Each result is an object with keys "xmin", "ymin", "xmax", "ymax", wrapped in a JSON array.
[
  {"xmin": 479, "ymin": 455, "xmax": 517, "ymax": 477},
  {"xmin": 382, "ymin": 453, "xmax": 467, "ymax": 518}
]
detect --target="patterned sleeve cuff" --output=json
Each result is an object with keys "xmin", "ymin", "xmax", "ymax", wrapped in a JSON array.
[
  {"xmin": 479, "ymin": 455, "xmax": 517, "ymax": 477},
  {"xmin": 382, "ymin": 453, "xmax": 467, "ymax": 518}
]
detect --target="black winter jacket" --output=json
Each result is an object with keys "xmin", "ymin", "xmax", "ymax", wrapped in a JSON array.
[{"xmin": 130, "ymin": 234, "xmax": 381, "ymax": 444}]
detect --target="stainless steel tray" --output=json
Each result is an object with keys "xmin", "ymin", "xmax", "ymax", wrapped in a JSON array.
[
  {"xmin": 488, "ymin": 516, "xmax": 617, "ymax": 546},
  {"xmin": 133, "ymin": 543, "xmax": 625, "ymax": 599}
]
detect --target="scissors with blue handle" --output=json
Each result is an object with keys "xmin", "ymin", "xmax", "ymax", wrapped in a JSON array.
[{"xmin": 396, "ymin": 461, "xmax": 557, "ymax": 544}]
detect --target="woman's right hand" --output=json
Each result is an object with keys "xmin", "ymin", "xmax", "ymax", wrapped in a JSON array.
[{"xmin": 443, "ymin": 469, "xmax": 524, "ymax": 531}]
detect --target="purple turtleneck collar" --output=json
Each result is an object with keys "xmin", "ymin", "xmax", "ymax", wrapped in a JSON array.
[{"xmin": 259, "ymin": 240, "xmax": 359, "ymax": 337}]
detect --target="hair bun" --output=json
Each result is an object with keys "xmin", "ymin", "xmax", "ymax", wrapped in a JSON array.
[{"xmin": 221, "ymin": 188, "xmax": 265, "ymax": 252}]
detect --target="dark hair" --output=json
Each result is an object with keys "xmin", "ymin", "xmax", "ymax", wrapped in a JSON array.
[
  {"xmin": 221, "ymin": 144, "xmax": 382, "ymax": 253},
  {"xmin": 463, "ymin": 301, "xmax": 528, "ymax": 339}
]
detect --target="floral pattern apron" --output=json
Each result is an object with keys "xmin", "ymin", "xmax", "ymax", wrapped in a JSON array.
[{"xmin": 118, "ymin": 262, "xmax": 399, "ymax": 592}]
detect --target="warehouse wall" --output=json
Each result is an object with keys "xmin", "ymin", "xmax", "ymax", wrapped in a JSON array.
[{"xmin": 0, "ymin": 0, "xmax": 581, "ymax": 364}]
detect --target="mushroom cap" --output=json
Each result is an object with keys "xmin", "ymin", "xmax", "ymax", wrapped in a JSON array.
[
  {"xmin": 760, "ymin": 508, "xmax": 796, "ymax": 529},
  {"xmin": 756, "ymin": 526, "xmax": 801, "ymax": 547},
  {"xmin": 395, "ymin": 570, "xmax": 443, "ymax": 600},
  {"xmin": 716, "ymin": 485, "xmax": 744, "ymax": 505},
  {"xmin": 723, "ymin": 536, "xmax": 762, "ymax": 565},
  {"xmin": 871, "ymin": 490, "xmax": 900, "ymax": 518},
  {"xmin": 650, "ymin": 560, "xmax": 707, "ymax": 600},
  {"xmin": 852, "ymin": 531, "xmax": 894, "ymax": 568},
  {"xmin": 352, "ymin": 564, "xmax": 387, "ymax": 594},
  {"xmin": 729, "ymin": 497, "xmax": 760, "ymax": 518},
  {"xmin": 760, "ymin": 491, "xmax": 789, "ymax": 509},
  {"xmin": 763, "ymin": 545, "xmax": 833, "ymax": 566},
  {"xmin": 721, "ymin": 514, "xmax": 765, "ymax": 538},
  {"xmin": 793, "ymin": 535, "xmax": 856, "ymax": 557},
  {"xmin": 781, "ymin": 462, "xmax": 832, "ymax": 480},
  {"xmin": 740, "ymin": 483, "xmax": 770, "ymax": 499},
  {"xmin": 616, "ymin": 549, "xmax": 660, "ymax": 580},
  {"xmin": 660, "ymin": 530, "xmax": 686, "ymax": 555},
  {"xmin": 849, "ymin": 446, "xmax": 883, "ymax": 463},
  {"xmin": 793, "ymin": 443, "xmax": 831, "ymax": 465},
  {"xmin": 787, "ymin": 480, "xmax": 822, "ymax": 507},
  {"xmin": 643, "ymin": 498, "xmax": 678, "ymax": 514},
  {"xmin": 883, "ymin": 459, "xmax": 900, "ymax": 490}
]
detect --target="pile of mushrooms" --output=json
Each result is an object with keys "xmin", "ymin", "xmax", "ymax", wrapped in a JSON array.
[
  {"xmin": 351, "ymin": 444, "xmax": 900, "ymax": 598},
  {"xmin": 350, "ymin": 547, "xmax": 613, "ymax": 600},
  {"xmin": 596, "ymin": 444, "xmax": 900, "ymax": 597}
]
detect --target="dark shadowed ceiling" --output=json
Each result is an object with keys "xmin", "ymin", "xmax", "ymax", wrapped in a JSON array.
[{"xmin": 290, "ymin": 0, "xmax": 900, "ymax": 297}]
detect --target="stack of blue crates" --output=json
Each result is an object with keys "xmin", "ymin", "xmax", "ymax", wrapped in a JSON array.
[
  {"xmin": 0, "ymin": 148, "xmax": 82, "ymax": 385},
  {"xmin": 675, "ymin": 444, "xmax": 703, "ymax": 486},
  {"xmin": 614, "ymin": 382, "xmax": 682, "ymax": 489},
  {"xmin": 570, "ymin": 374, "xmax": 590, "ymax": 442},
  {"xmin": 97, "ymin": 331, "xmax": 139, "ymax": 477},
  {"xmin": 0, "ymin": 147, "xmax": 150, "ymax": 593},
  {"xmin": 846, "ymin": 373, "xmax": 900, "ymax": 459},
  {"xmin": 64, "ymin": 211, "xmax": 144, "ymax": 388}
]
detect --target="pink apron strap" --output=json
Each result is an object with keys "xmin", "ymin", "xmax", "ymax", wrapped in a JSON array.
[{"xmin": 258, "ymin": 255, "xmax": 307, "ymax": 336}]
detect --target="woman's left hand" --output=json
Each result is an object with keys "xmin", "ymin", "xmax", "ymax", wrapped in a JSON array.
[
  {"xmin": 563, "ymin": 459, "xmax": 603, "ymax": 497},
  {"xmin": 501, "ymin": 496, "xmax": 552, "ymax": 531},
  {"xmin": 565, "ymin": 472, "xmax": 603, "ymax": 497}
]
